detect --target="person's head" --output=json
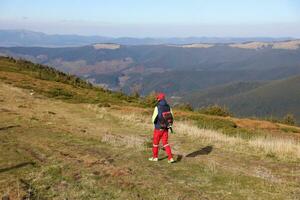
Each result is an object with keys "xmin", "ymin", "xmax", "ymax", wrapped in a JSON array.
[{"xmin": 156, "ymin": 92, "xmax": 166, "ymax": 101}]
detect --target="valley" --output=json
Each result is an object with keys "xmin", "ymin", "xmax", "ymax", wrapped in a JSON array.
[{"xmin": 1, "ymin": 38, "xmax": 300, "ymax": 122}]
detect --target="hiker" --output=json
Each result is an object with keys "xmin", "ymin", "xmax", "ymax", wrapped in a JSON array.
[{"xmin": 149, "ymin": 93, "xmax": 175, "ymax": 163}]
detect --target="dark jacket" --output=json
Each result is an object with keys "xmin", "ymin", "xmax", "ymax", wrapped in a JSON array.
[{"xmin": 152, "ymin": 99, "xmax": 172, "ymax": 130}]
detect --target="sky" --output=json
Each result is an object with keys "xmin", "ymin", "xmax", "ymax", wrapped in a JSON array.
[{"xmin": 1, "ymin": 0, "xmax": 300, "ymax": 37}]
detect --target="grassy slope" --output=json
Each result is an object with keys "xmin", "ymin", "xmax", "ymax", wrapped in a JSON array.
[
  {"xmin": 1, "ymin": 57, "xmax": 300, "ymax": 199},
  {"xmin": 0, "ymin": 57, "xmax": 141, "ymax": 106}
]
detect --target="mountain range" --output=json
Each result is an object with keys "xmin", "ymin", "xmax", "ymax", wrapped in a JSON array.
[
  {"xmin": 1, "ymin": 30, "xmax": 300, "ymax": 122},
  {"xmin": 0, "ymin": 29, "xmax": 294, "ymax": 47}
]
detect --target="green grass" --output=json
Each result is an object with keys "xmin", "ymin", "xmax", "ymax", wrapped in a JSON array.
[
  {"xmin": 0, "ymin": 56, "xmax": 144, "ymax": 106},
  {"xmin": 0, "ymin": 56, "xmax": 93, "ymax": 89},
  {"xmin": 47, "ymin": 88, "xmax": 74, "ymax": 99}
]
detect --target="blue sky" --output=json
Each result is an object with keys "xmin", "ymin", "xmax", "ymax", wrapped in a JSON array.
[{"xmin": 1, "ymin": 0, "xmax": 300, "ymax": 37}]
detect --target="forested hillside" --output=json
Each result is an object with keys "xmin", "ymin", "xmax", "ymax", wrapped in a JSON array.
[{"xmin": 184, "ymin": 76, "xmax": 300, "ymax": 123}]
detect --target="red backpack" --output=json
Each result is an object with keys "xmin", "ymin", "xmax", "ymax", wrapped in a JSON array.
[{"xmin": 160, "ymin": 111, "xmax": 173, "ymax": 129}]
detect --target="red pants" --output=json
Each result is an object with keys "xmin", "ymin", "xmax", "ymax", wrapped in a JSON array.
[{"xmin": 152, "ymin": 129, "xmax": 173, "ymax": 160}]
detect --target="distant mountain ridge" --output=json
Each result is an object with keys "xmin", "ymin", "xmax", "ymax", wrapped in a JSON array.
[
  {"xmin": 0, "ymin": 29, "xmax": 295, "ymax": 47},
  {"xmin": 1, "ymin": 42, "xmax": 300, "ymax": 95}
]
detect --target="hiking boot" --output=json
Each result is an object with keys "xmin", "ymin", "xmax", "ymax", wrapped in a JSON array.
[
  {"xmin": 168, "ymin": 158, "xmax": 175, "ymax": 163},
  {"xmin": 148, "ymin": 157, "xmax": 158, "ymax": 162}
]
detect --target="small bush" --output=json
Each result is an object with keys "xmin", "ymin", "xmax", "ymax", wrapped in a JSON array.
[
  {"xmin": 131, "ymin": 91, "xmax": 140, "ymax": 98},
  {"xmin": 282, "ymin": 114, "xmax": 296, "ymax": 126},
  {"xmin": 47, "ymin": 88, "xmax": 74, "ymax": 99},
  {"xmin": 197, "ymin": 105, "xmax": 231, "ymax": 117},
  {"xmin": 144, "ymin": 92, "xmax": 157, "ymax": 107}
]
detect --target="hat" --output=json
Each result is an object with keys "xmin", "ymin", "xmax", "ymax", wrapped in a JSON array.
[{"xmin": 156, "ymin": 92, "xmax": 165, "ymax": 101}]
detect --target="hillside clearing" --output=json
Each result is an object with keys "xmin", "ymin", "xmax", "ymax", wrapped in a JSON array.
[{"xmin": 1, "ymin": 82, "xmax": 300, "ymax": 199}]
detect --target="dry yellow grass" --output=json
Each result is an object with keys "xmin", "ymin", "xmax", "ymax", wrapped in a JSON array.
[
  {"xmin": 249, "ymin": 137, "xmax": 300, "ymax": 158},
  {"xmin": 103, "ymin": 106, "xmax": 300, "ymax": 160},
  {"xmin": 175, "ymin": 121, "xmax": 300, "ymax": 160},
  {"xmin": 175, "ymin": 121, "xmax": 241, "ymax": 144}
]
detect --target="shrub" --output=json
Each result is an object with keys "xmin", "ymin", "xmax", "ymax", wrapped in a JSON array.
[
  {"xmin": 144, "ymin": 92, "xmax": 157, "ymax": 107},
  {"xmin": 131, "ymin": 91, "xmax": 140, "ymax": 98},
  {"xmin": 47, "ymin": 88, "xmax": 74, "ymax": 99},
  {"xmin": 197, "ymin": 105, "xmax": 231, "ymax": 117},
  {"xmin": 282, "ymin": 114, "xmax": 296, "ymax": 126}
]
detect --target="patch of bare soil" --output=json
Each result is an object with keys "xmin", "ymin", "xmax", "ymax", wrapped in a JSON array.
[{"xmin": 232, "ymin": 118, "xmax": 300, "ymax": 139}]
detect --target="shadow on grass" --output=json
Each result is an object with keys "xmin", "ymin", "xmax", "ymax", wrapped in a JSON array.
[
  {"xmin": 176, "ymin": 154, "xmax": 183, "ymax": 162},
  {"xmin": 158, "ymin": 155, "xmax": 183, "ymax": 163},
  {"xmin": 153, "ymin": 146, "xmax": 212, "ymax": 163},
  {"xmin": 185, "ymin": 146, "xmax": 213, "ymax": 157},
  {"xmin": 158, "ymin": 156, "xmax": 168, "ymax": 161},
  {"xmin": 0, "ymin": 162, "xmax": 36, "ymax": 173}
]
